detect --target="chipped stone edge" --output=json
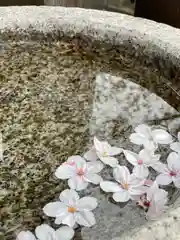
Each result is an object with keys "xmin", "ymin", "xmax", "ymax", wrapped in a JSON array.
[
  {"xmin": 1, "ymin": 6, "xmax": 180, "ymax": 67},
  {"xmin": 1, "ymin": 5, "xmax": 180, "ymax": 239}
]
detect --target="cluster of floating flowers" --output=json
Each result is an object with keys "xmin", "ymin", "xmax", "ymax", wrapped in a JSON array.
[{"xmin": 17, "ymin": 124, "xmax": 180, "ymax": 240}]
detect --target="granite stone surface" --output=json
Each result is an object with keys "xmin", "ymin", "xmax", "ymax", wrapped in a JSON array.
[
  {"xmin": 0, "ymin": 40, "xmax": 100, "ymax": 239},
  {"xmin": 1, "ymin": 6, "xmax": 180, "ymax": 70},
  {"xmin": 1, "ymin": 6, "xmax": 180, "ymax": 240},
  {"xmin": 117, "ymin": 203, "xmax": 180, "ymax": 240}
]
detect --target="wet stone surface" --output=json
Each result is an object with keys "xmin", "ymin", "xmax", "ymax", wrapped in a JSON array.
[
  {"xmin": 0, "ymin": 40, "xmax": 99, "ymax": 239},
  {"xmin": 0, "ymin": 39, "xmax": 180, "ymax": 239}
]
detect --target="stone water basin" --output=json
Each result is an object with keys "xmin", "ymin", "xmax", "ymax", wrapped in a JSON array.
[{"xmin": 1, "ymin": 6, "xmax": 180, "ymax": 240}]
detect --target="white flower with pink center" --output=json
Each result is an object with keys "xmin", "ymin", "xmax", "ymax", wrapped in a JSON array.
[
  {"xmin": 55, "ymin": 155, "xmax": 103, "ymax": 191},
  {"xmin": 138, "ymin": 181, "xmax": 168, "ymax": 220},
  {"xmin": 16, "ymin": 224, "xmax": 74, "ymax": 240},
  {"xmin": 100, "ymin": 165, "xmax": 147, "ymax": 202},
  {"xmin": 155, "ymin": 152, "xmax": 180, "ymax": 188},
  {"xmin": 130, "ymin": 124, "xmax": 173, "ymax": 150},
  {"xmin": 84, "ymin": 136, "xmax": 123, "ymax": 167},
  {"xmin": 124, "ymin": 149, "xmax": 160, "ymax": 178},
  {"xmin": 43, "ymin": 189, "xmax": 98, "ymax": 228}
]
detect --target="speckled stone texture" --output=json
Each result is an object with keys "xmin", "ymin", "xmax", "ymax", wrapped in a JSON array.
[
  {"xmin": 1, "ymin": 6, "xmax": 180, "ymax": 240},
  {"xmin": 0, "ymin": 40, "xmax": 101, "ymax": 239},
  {"xmin": 1, "ymin": 6, "xmax": 180, "ymax": 69},
  {"xmin": 114, "ymin": 200, "xmax": 180, "ymax": 240}
]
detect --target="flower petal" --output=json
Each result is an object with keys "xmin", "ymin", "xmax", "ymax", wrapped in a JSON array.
[
  {"xmin": 68, "ymin": 177, "xmax": 89, "ymax": 191},
  {"xmin": 167, "ymin": 152, "xmax": 180, "ymax": 171},
  {"xmin": 55, "ymin": 213, "xmax": 68, "ymax": 225},
  {"xmin": 178, "ymin": 132, "xmax": 180, "ymax": 142},
  {"xmin": 85, "ymin": 173, "xmax": 103, "ymax": 184},
  {"xmin": 112, "ymin": 190, "xmax": 130, "ymax": 202},
  {"xmin": 144, "ymin": 179, "xmax": 154, "ymax": 187},
  {"xmin": 94, "ymin": 137, "xmax": 117, "ymax": 157},
  {"xmin": 67, "ymin": 155, "xmax": 85, "ymax": 164},
  {"xmin": 147, "ymin": 181, "xmax": 160, "ymax": 201},
  {"xmin": 130, "ymin": 185, "xmax": 147, "ymax": 196},
  {"xmin": 173, "ymin": 177, "xmax": 180, "ymax": 188},
  {"xmin": 94, "ymin": 136, "xmax": 104, "ymax": 153},
  {"xmin": 35, "ymin": 224, "xmax": 54, "ymax": 240},
  {"xmin": 156, "ymin": 174, "xmax": 172, "ymax": 185},
  {"xmin": 108, "ymin": 146, "xmax": 123, "ymax": 156},
  {"xmin": 16, "ymin": 231, "xmax": 36, "ymax": 240},
  {"xmin": 135, "ymin": 124, "xmax": 152, "ymax": 137},
  {"xmin": 128, "ymin": 174, "xmax": 145, "ymax": 187},
  {"xmin": 123, "ymin": 150, "xmax": 139, "ymax": 166},
  {"xmin": 146, "ymin": 202, "xmax": 166, "ymax": 220},
  {"xmin": 100, "ymin": 156, "xmax": 118, "ymax": 167},
  {"xmin": 151, "ymin": 161, "xmax": 168, "ymax": 173},
  {"xmin": 130, "ymin": 124, "xmax": 152, "ymax": 145},
  {"xmin": 43, "ymin": 202, "xmax": 67, "ymax": 217},
  {"xmin": 146, "ymin": 181, "xmax": 159, "ymax": 201},
  {"xmin": 144, "ymin": 140, "xmax": 157, "ymax": 151},
  {"xmin": 62, "ymin": 213, "xmax": 76, "ymax": 228},
  {"xmin": 133, "ymin": 165, "xmax": 149, "ymax": 178},
  {"xmin": 77, "ymin": 197, "xmax": 98, "ymax": 211},
  {"xmin": 55, "ymin": 165, "xmax": 75, "ymax": 180},
  {"xmin": 76, "ymin": 211, "xmax": 96, "ymax": 227},
  {"xmin": 55, "ymin": 226, "xmax": 75, "ymax": 240},
  {"xmin": 84, "ymin": 147, "xmax": 98, "ymax": 161},
  {"xmin": 152, "ymin": 129, "xmax": 173, "ymax": 144},
  {"xmin": 59, "ymin": 189, "xmax": 79, "ymax": 205},
  {"xmin": 113, "ymin": 165, "xmax": 130, "ymax": 183},
  {"xmin": 170, "ymin": 142, "xmax": 180, "ymax": 153},
  {"xmin": 146, "ymin": 188, "xmax": 168, "ymax": 220},
  {"xmin": 154, "ymin": 188, "xmax": 168, "ymax": 205},
  {"xmin": 86, "ymin": 161, "xmax": 104, "ymax": 174},
  {"xmin": 139, "ymin": 149, "xmax": 160, "ymax": 166},
  {"xmin": 149, "ymin": 154, "xmax": 161, "ymax": 166},
  {"xmin": 129, "ymin": 133, "xmax": 147, "ymax": 145},
  {"xmin": 100, "ymin": 181, "xmax": 120, "ymax": 193}
]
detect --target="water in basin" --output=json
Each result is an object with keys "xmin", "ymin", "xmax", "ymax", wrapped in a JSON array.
[{"xmin": 1, "ymin": 39, "xmax": 180, "ymax": 240}]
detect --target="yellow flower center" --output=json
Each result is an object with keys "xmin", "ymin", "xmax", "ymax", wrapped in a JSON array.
[
  {"xmin": 68, "ymin": 207, "xmax": 77, "ymax": 213},
  {"xmin": 121, "ymin": 183, "xmax": 129, "ymax": 190},
  {"xmin": 103, "ymin": 151, "xmax": 108, "ymax": 157}
]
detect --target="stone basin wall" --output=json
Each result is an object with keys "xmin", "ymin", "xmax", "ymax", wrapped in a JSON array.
[
  {"xmin": 1, "ymin": 6, "xmax": 180, "ymax": 240},
  {"xmin": 1, "ymin": 6, "xmax": 180, "ymax": 79},
  {"xmin": 44, "ymin": 0, "xmax": 135, "ymax": 15}
]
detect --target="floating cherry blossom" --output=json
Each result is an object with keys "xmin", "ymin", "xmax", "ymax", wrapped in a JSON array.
[
  {"xmin": 100, "ymin": 165, "xmax": 147, "ymax": 202},
  {"xmin": 170, "ymin": 132, "xmax": 180, "ymax": 154},
  {"xmin": 130, "ymin": 124, "xmax": 173, "ymax": 150},
  {"xmin": 155, "ymin": 152, "xmax": 180, "ymax": 188},
  {"xmin": 16, "ymin": 224, "xmax": 74, "ymax": 240},
  {"xmin": 91, "ymin": 136, "xmax": 122, "ymax": 167},
  {"xmin": 17, "ymin": 124, "xmax": 174, "ymax": 236},
  {"xmin": 43, "ymin": 189, "xmax": 98, "ymax": 227},
  {"xmin": 138, "ymin": 181, "xmax": 168, "ymax": 220},
  {"xmin": 124, "ymin": 149, "xmax": 160, "ymax": 178},
  {"xmin": 84, "ymin": 147, "xmax": 98, "ymax": 162},
  {"xmin": 55, "ymin": 155, "xmax": 103, "ymax": 191}
]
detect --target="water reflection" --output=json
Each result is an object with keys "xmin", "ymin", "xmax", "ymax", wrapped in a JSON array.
[
  {"xmin": 90, "ymin": 73, "xmax": 178, "ymax": 136},
  {"xmin": 81, "ymin": 73, "xmax": 180, "ymax": 240}
]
